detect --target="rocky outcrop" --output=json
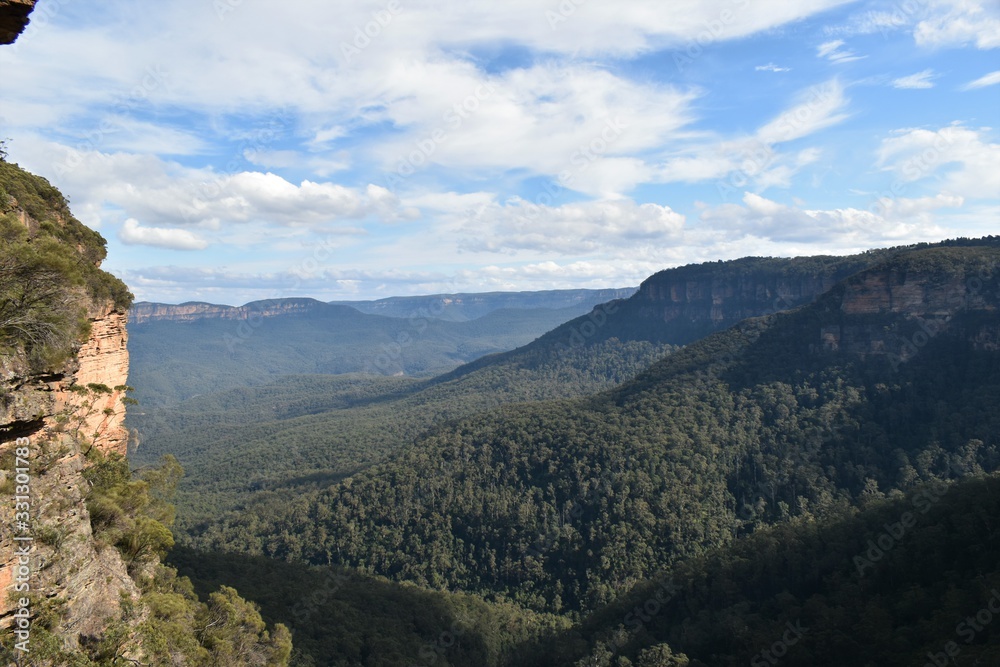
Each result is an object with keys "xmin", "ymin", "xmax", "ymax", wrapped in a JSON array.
[
  {"xmin": 65, "ymin": 303, "xmax": 131, "ymax": 455},
  {"xmin": 0, "ymin": 297, "xmax": 137, "ymax": 644},
  {"xmin": 0, "ymin": 0, "xmax": 35, "ymax": 44},
  {"xmin": 814, "ymin": 252, "xmax": 1000, "ymax": 360}
]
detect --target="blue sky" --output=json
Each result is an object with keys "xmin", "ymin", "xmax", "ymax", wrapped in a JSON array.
[{"xmin": 1, "ymin": 0, "xmax": 997, "ymax": 304}]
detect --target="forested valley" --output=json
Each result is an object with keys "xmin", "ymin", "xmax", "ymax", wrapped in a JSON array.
[{"xmin": 122, "ymin": 239, "xmax": 1000, "ymax": 665}]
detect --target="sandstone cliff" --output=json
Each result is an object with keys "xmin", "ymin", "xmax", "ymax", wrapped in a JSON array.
[
  {"xmin": 812, "ymin": 248, "xmax": 1000, "ymax": 360},
  {"xmin": 0, "ymin": 0, "xmax": 34, "ymax": 44},
  {"xmin": 630, "ymin": 254, "xmax": 884, "ymax": 342},
  {"xmin": 0, "ymin": 155, "xmax": 136, "ymax": 651}
]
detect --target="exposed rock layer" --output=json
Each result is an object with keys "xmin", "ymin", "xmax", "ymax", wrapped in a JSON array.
[{"xmin": 0, "ymin": 0, "xmax": 35, "ymax": 44}]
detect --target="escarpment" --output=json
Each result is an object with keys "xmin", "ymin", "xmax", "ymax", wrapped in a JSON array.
[{"xmin": 0, "ymin": 159, "xmax": 137, "ymax": 650}]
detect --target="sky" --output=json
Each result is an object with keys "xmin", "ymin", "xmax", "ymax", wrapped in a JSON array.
[{"xmin": 1, "ymin": 0, "xmax": 998, "ymax": 305}]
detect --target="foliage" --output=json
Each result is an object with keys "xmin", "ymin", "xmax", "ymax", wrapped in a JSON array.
[{"xmin": 0, "ymin": 161, "xmax": 132, "ymax": 370}]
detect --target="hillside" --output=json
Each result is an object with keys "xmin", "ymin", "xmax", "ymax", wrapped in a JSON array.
[{"xmin": 184, "ymin": 244, "xmax": 1000, "ymax": 618}]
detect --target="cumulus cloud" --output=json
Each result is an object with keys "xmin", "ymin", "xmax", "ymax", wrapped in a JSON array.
[
  {"xmin": 700, "ymin": 192, "xmax": 945, "ymax": 245},
  {"xmin": 21, "ymin": 142, "xmax": 414, "ymax": 232},
  {"xmin": 119, "ymin": 218, "xmax": 208, "ymax": 250},
  {"xmin": 892, "ymin": 69, "xmax": 937, "ymax": 89},
  {"xmin": 876, "ymin": 124, "xmax": 1000, "ymax": 198}
]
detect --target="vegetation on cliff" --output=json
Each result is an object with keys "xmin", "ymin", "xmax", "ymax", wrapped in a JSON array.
[{"xmin": 0, "ymin": 159, "xmax": 132, "ymax": 369}]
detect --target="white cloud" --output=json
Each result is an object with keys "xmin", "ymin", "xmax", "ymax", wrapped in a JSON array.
[
  {"xmin": 756, "ymin": 79, "xmax": 851, "ymax": 145},
  {"xmin": 653, "ymin": 80, "xmax": 848, "ymax": 192},
  {"xmin": 119, "ymin": 218, "xmax": 208, "ymax": 250},
  {"xmin": 817, "ymin": 39, "xmax": 866, "ymax": 63},
  {"xmin": 756, "ymin": 63, "xmax": 791, "ymax": 72},
  {"xmin": 962, "ymin": 70, "xmax": 1000, "ymax": 90},
  {"xmin": 700, "ymin": 192, "xmax": 945, "ymax": 244},
  {"xmin": 27, "ymin": 141, "xmax": 413, "ymax": 229},
  {"xmin": 456, "ymin": 198, "xmax": 686, "ymax": 255},
  {"xmin": 876, "ymin": 124, "xmax": 1000, "ymax": 198},
  {"xmin": 914, "ymin": 0, "xmax": 1000, "ymax": 49},
  {"xmin": 370, "ymin": 62, "xmax": 696, "ymax": 197},
  {"xmin": 892, "ymin": 69, "xmax": 937, "ymax": 89},
  {"xmin": 828, "ymin": 0, "xmax": 1000, "ymax": 48}
]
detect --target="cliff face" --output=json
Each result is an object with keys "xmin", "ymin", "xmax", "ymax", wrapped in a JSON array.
[
  {"xmin": 598, "ymin": 255, "xmax": 885, "ymax": 346},
  {"xmin": 815, "ymin": 255, "xmax": 1000, "ymax": 359},
  {"xmin": 128, "ymin": 297, "xmax": 325, "ymax": 324},
  {"xmin": 637, "ymin": 269, "xmax": 838, "ymax": 326},
  {"xmin": 0, "ymin": 156, "xmax": 136, "ymax": 649},
  {"xmin": 0, "ymin": 297, "xmax": 136, "ymax": 645},
  {"xmin": 0, "ymin": 0, "xmax": 35, "ymax": 44}
]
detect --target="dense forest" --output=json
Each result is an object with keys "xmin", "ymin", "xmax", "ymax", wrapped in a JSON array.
[
  {"xmin": 131, "ymin": 338, "xmax": 675, "ymax": 529},
  {"xmin": 121, "ymin": 240, "xmax": 1000, "ymax": 665}
]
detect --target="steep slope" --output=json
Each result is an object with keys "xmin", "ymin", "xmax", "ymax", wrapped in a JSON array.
[{"xmin": 188, "ymin": 244, "xmax": 1000, "ymax": 615}]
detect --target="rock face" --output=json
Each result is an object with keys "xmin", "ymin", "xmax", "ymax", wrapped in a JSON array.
[
  {"xmin": 0, "ymin": 0, "xmax": 36, "ymax": 44},
  {"xmin": 66, "ymin": 303, "xmax": 131, "ymax": 455},
  {"xmin": 814, "ymin": 256, "xmax": 1000, "ymax": 360},
  {"xmin": 617, "ymin": 255, "xmax": 883, "ymax": 345},
  {"xmin": 0, "ymin": 297, "xmax": 137, "ymax": 644}
]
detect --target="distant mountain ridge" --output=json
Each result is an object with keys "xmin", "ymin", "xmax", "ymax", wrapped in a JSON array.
[
  {"xmin": 330, "ymin": 288, "xmax": 638, "ymax": 321},
  {"xmin": 129, "ymin": 288, "xmax": 638, "ymax": 324}
]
